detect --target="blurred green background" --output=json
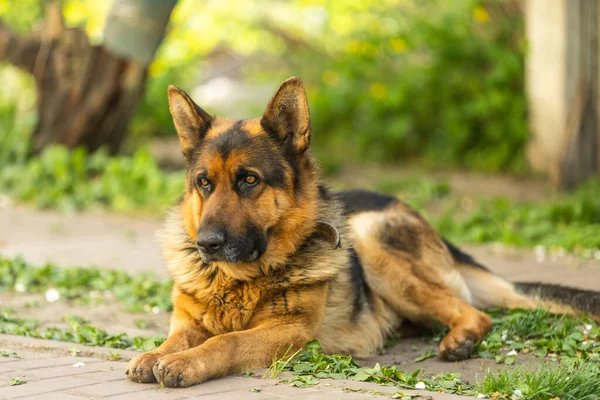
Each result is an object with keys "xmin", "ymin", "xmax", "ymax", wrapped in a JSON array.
[
  {"xmin": 1, "ymin": 0, "xmax": 598, "ymax": 253},
  {"xmin": 1, "ymin": 0, "xmax": 527, "ymax": 172}
]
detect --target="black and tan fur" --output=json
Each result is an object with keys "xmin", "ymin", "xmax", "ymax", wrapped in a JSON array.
[{"xmin": 127, "ymin": 77, "xmax": 600, "ymax": 388}]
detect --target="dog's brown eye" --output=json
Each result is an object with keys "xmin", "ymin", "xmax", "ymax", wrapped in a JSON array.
[
  {"xmin": 199, "ymin": 178, "xmax": 209, "ymax": 187},
  {"xmin": 244, "ymin": 175, "xmax": 258, "ymax": 186}
]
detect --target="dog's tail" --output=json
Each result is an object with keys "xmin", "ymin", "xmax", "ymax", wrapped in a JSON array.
[
  {"xmin": 513, "ymin": 282, "xmax": 600, "ymax": 320},
  {"xmin": 444, "ymin": 239, "xmax": 600, "ymax": 321}
]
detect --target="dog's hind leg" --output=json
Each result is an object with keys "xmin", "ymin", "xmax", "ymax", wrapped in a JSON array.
[{"xmin": 349, "ymin": 207, "xmax": 492, "ymax": 361}]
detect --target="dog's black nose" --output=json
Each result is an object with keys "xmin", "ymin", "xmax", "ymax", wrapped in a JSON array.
[{"xmin": 197, "ymin": 230, "xmax": 225, "ymax": 254}]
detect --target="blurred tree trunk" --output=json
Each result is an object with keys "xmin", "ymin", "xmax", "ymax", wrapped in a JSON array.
[
  {"xmin": 0, "ymin": 0, "xmax": 177, "ymax": 154},
  {"xmin": 526, "ymin": 0, "xmax": 599, "ymax": 189}
]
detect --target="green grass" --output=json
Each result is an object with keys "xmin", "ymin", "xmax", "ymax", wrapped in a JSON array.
[
  {"xmin": 422, "ymin": 308, "xmax": 600, "ymax": 361},
  {"xmin": 475, "ymin": 308, "xmax": 600, "ymax": 360},
  {"xmin": 266, "ymin": 340, "xmax": 600, "ymax": 400},
  {"xmin": 0, "ymin": 145, "xmax": 184, "ymax": 214},
  {"xmin": 478, "ymin": 358, "xmax": 600, "ymax": 400},
  {"xmin": 435, "ymin": 179, "xmax": 600, "ymax": 253},
  {"xmin": 0, "ymin": 256, "xmax": 172, "ymax": 313},
  {"xmin": 0, "ymin": 309, "xmax": 165, "ymax": 352},
  {"xmin": 278, "ymin": 340, "xmax": 478, "ymax": 396}
]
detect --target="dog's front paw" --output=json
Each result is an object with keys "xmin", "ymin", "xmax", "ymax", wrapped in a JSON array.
[
  {"xmin": 153, "ymin": 354, "xmax": 207, "ymax": 388},
  {"xmin": 439, "ymin": 329, "xmax": 476, "ymax": 361},
  {"xmin": 126, "ymin": 352, "xmax": 162, "ymax": 383}
]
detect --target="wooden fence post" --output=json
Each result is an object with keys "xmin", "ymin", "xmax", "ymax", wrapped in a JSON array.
[{"xmin": 525, "ymin": 0, "xmax": 599, "ymax": 188}]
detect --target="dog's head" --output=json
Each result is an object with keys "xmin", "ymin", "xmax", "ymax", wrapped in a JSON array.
[{"xmin": 169, "ymin": 77, "xmax": 321, "ymax": 280}]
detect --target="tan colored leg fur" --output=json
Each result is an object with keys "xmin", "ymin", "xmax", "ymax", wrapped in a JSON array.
[{"xmin": 349, "ymin": 207, "xmax": 492, "ymax": 361}]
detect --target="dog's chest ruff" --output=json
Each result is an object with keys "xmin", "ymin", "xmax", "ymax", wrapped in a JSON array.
[{"xmin": 196, "ymin": 281, "xmax": 261, "ymax": 335}]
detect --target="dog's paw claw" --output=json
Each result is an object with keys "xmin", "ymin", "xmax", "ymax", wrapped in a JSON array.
[{"xmin": 127, "ymin": 353, "xmax": 161, "ymax": 383}]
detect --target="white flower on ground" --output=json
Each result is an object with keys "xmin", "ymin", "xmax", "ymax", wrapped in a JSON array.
[
  {"xmin": 152, "ymin": 306, "xmax": 160, "ymax": 314},
  {"xmin": 477, "ymin": 394, "xmax": 487, "ymax": 399},
  {"xmin": 513, "ymin": 389, "xmax": 523, "ymax": 398},
  {"xmin": 14, "ymin": 283, "xmax": 26, "ymax": 293},
  {"xmin": 72, "ymin": 362, "xmax": 86, "ymax": 368},
  {"xmin": 45, "ymin": 288, "xmax": 60, "ymax": 303},
  {"xmin": 506, "ymin": 349, "xmax": 518, "ymax": 356},
  {"xmin": 583, "ymin": 324, "xmax": 593, "ymax": 335},
  {"xmin": 414, "ymin": 382, "xmax": 426, "ymax": 389}
]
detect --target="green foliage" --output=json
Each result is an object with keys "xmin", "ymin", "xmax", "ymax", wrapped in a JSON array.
[
  {"xmin": 1, "ymin": 75, "xmax": 184, "ymax": 213},
  {"xmin": 435, "ymin": 180, "xmax": 600, "ymax": 251},
  {"xmin": 477, "ymin": 358, "xmax": 600, "ymax": 400},
  {"xmin": 414, "ymin": 348, "xmax": 436, "ymax": 362},
  {"xmin": 281, "ymin": 340, "xmax": 478, "ymax": 395},
  {"xmin": 0, "ymin": 350, "xmax": 20, "ymax": 358},
  {"xmin": 0, "ymin": 308, "xmax": 165, "ymax": 352},
  {"xmin": 1, "ymin": 0, "xmax": 528, "ymax": 172},
  {"xmin": 0, "ymin": 67, "xmax": 36, "ymax": 167},
  {"xmin": 274, "ymin": 339, "xmax": 600, "ymax": 399},
  {"xmin": 0, "ymin": 145, "xmax": 184, "ymax": 213},
  {"xmin": 475, "ymin": 308, "xmax": 600, "ymax": 360},
  {"xmin": 303, "ymin": 0, "xmax": 528, "ymax": 172},
  {"xmin": 0, "ymin": 256, "xmax": 173, "ymax": 313},
  {"xmin": 425, "ymin": 308, "xmax": 600, "ymax": 361},
  {"xmin": 9, "ymin": 377, "xmax": 27, "ymax": 386}
]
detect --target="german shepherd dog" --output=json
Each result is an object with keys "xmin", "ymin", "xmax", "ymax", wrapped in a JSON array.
[{"xmin": 127, "ymin": 77, "xmax": 600, "ymax": 387}]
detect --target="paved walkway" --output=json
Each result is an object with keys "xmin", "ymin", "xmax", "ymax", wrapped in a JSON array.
[
  {"xmin": 0, "ymin": 336, "xmax": 467, "ymax": 400},
  {"xmin": 1, "ymin": 204, "xmax": 599, "ymax": 399}
]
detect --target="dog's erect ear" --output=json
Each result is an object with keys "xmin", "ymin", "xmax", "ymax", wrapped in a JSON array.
[
  {"xmin": 262, "ymin": 77, "xmax": 311, "ymax": 154},
  {"xmin": 168, "ymin": 85, "xmax": 213, "ymax": 159}
]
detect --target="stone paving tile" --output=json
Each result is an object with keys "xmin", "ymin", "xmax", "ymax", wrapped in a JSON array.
[
  {"xmin": 107, "ymin": 387, "xmax": 190, "ymax": 400},
  {"xmin": 162, "ymin": 375, "xmax": 257, "ymax": 397},
  {"xmin": 9, "ymin": 363, "xmax": 105, "ymax": 381},
  {"xmin": 4, "ymin": 356, "xmax": 103, "ymax": 371},
  {"xmin": 68, "ymin": 380, "xmax": 149, "ymax": 397},
  {"xmin": 22, "ymin": 393, "xmax": 92, "ymax": 400},
  {"xmin": 0, "ymin": 344, "xmax": 477, "ymax": 400},
  {"xmin": 197, "ymin": 389, "xmax": 282, "ymax": 400},
  {"xmin": 0, "ymin": 368, "xmax": 17, "ymax": 376},
  {"xmin": 0, "ymin": 349, "xmax": 56, "ymax": 361},
  {"xmin": 2, "ymin": 375, "xmax": 94, "ymax": 399},
  {"xmin": 0, "ymin": 358, "xmax": 21, "ymax": 365},
  {"xmin": 0, "ymin": 354, "xmax": 54, "ymax": 366},
  {"xmin": 76, "ymin": 368, "xmax": 128, "ymax": 383}
]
